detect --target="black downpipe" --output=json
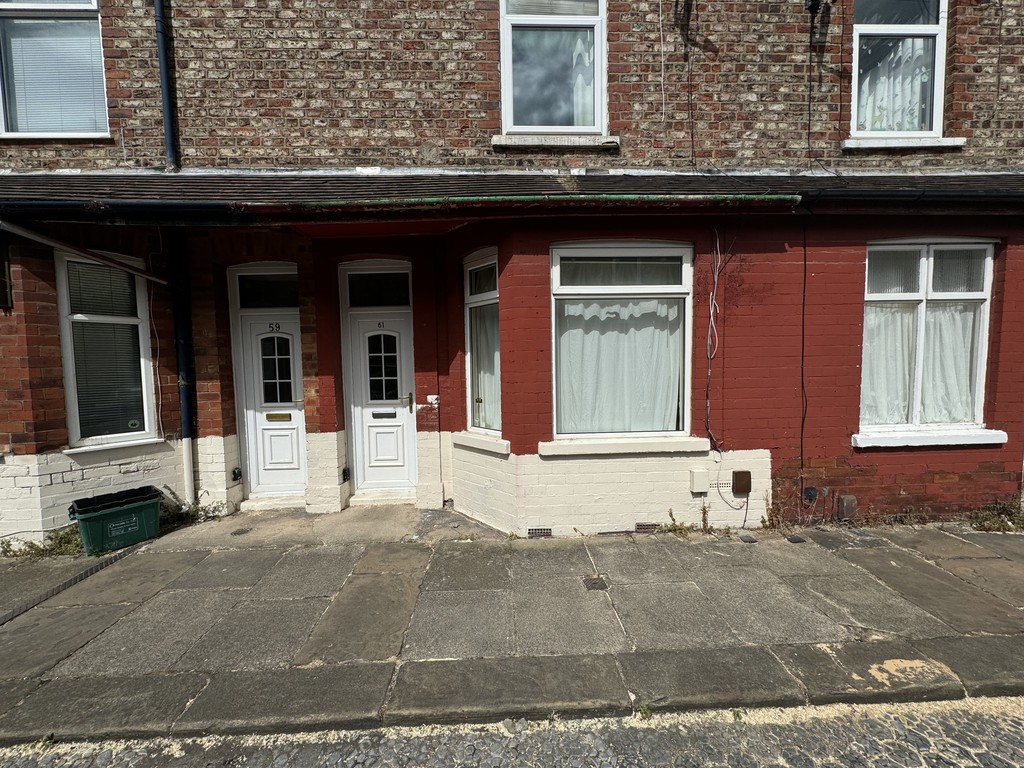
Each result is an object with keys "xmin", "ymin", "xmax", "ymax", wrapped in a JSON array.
[
  {"xmin": 170, "ymin": 231, "xmax": 195, "ymax": 442},
  {"xmin": 154, "ymin": 0, "xmax": 179, "ymax": 171}
]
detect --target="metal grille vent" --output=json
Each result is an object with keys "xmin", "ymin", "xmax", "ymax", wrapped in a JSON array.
[
  {"xmin": 635, "ymin": 523, "xmax": 659, "ymax": 534},
  {"xmin": 527, "ymin": 527, "xmax": 553, "ymax": 539},
  {"xmin": 583, "ymin": 575, "xmax": 609, "ymax": 591}
]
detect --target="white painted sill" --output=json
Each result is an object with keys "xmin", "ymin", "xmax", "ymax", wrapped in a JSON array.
[
  {"xmin": 452, "ymin": 431, "xmax": 511, "ymax": 457},
  {"xmin": 491, "ymin": 134, "xmax": 621, "ymax": 150},
  {"xmin": 0, "ymin": 132, "xmax": 110, "ymax": 141},
  {"xmin": 841, "ymin": 137, "xmax": 967, "ymax": 150},
  {"xmin": 63, "ymin": 437, "xmax": 168, "ymax": 456},
  {"xmin": 852, "ymin": 429, "xmax": 1008, "ymax": 448},
  {"xmin": 539, "ymin": 435, "xmax": 711, "ymax": 457}
]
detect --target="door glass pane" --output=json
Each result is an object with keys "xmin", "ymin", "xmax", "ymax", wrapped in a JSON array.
[
  {"xmin": 866, "ymin": 250, "xmax": 920, "ymax": 294},
  {"xmin": 238, "ymin": 274, "xmax": 299, "ymax": 308},
  {"xmin": 512, "ymin": 26, "xmax": 595, "ymax": 128},
  {"xmin": 367, "ymin": 332, "xmax": 400, "ymax": 402},
  {"xmin": 260, "ymin": 335, "xmax": 292, "ymax": 404},
  {"xmin": 932, "ymin": 249, "xmax": 986, "ymax": 293},
  {"xmin": 349, "ymin": 273, "xmax": 410, "ymax": 307},
  {"xmin": 72, "ymin": 322, "xmax": 144, "ymax": 438}
]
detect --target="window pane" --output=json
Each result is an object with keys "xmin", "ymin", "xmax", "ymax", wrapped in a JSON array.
[
  {"xmin": 860, "ymin": 303, "xmax": 917, "ymax": 426},
  {"xmin": 238, "ymin": 274, "xmax": 299, "ymax": 309},
  {"xmin": 469, "ymin": 264, "xmax": 498, "ymax": 295},
  {"xmin": 561, "ymin": 256, "xmax": 682, "ymax": 287},
  {"xmin": 72, "ymin": 322, "xmax": 144, "ymax": 438},
  {"xmin": 556, "ymin": 298, "xmax": 682, "ymax": 433},
  {"xmin": 921, "ymin": 302, "xmax": 979, "ymax": 424},
  {"xmin": 932, "ymin": 249, "xmax": 986, "ymax": 293},
  {"xmin": 854, "ymin": 0, "xmax": 938, "ymax": 25},
  {"xmin": 857, "ymin": 36, "xmax": 935, "ymax": 132},
  {"xmin": 348, "ymin": 273, "xmax": 410, "ymax": 307},
  {"xmin": 866, "ymin": 250, "xmax": 920, "ymax": 294},
  {"xmin": 470, "ymin": 303, "xmax": 501, "ymax": 430},
  {"xmin": 67, "ymin": 261, "xmax": 137, "ymax": 316},
  {"xmin": 512, "ymin": 26, "xmax": 595, "ymax": 128},
  {"xmin": 1, "ymin": 18, "xmax": 106, "ymax": 133},
  {"xmin": 507, "ymin": 0, "xmax": 598, "ymax": 15}
]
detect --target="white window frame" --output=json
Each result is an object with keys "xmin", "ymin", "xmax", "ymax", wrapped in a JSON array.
[
  {"xmin": 853, "ymin": 238, "xmax": 1007, "ymax": 449},
  {"xmin": 551, "ymin": 240, "xmax": 693, "ymax": 439},
  {"xmin": 55, "ymin": 251, "xmax": 158, "ymax": 448},
  {"xmin": 464, "ymin": 248, "xmax": 501, "ymax": 435},
  {"xmin": 849, "ymin": 0, "xmax": 948, "ymax": 142},
  {"xmin": 0, "ymin": 0, "xmax": 109, "ymax": 139},
  {"xmin": 499, "ymin": 0, "xmax": 607, "ymax": 135}
]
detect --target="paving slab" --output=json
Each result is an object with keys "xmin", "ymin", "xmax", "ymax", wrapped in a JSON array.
[
  {"xmin": 248, "ymin": 545, "xmax": 363, "ymax": 599},
  {"xmin": 409, "ymin": 508, "xmax": 505, "ymax": 544},
  {"xmin": 692, "ymin": 566, "xmax": 855, "ymax": 645},
  {"xmin": 164, "ymin": 548, "xmax": 284, "ymax": 590},
  {"xmin": 0, "ymin": 605, "xmax": 134, "ymax": 679},
  {"xmin": 912, "ymin": 635, "xmax": 1024, "ymax": 697},
  {"xmin": 839, "ymin": 546, "xmax": 1024, "ymax": 634},
  {"xmin": 609, "ymin": 582, "xmax": 740, "ymax": 650},
  {"xmin": 313, "ymin": 505, "xmax": 421, "ymax": 544},
  {"xmin": 957, "ymin": 532, "xmax": 1024, "ymax": 563},
  {"xmin": 0, "ymin": 557, "xmax": 99, "ymax": 615},
  {"xmin": 784, "ymin": 575, "xmax": 955, "ymax": 640},
  {"xmin": 294, "ymin": 573, "xmax": 421, "ymax": 664},
  {"xmin": 932, "ymin": 557, "xmax": 1024, "ymax": 607},
  {"xmin": 385, "ymin": 655, "xmax": 630, "ymax": 725},
  {"xmin": 48, "ymin": 590, "xmax": 243, "ymax": 678},
  {"xmin": 353, "ymin": 542, "xmax": 433, "ymax": 575},
  {"xmin": 144, "ymin": 512, "xmax": 318, "ymax": 551},
  {"xmin": 0, "ymin": 673, "xmax": 208, "ymax": 745},
  {"xmin": 512, "ymin": 576, "xmax": 629, "ymax": 656},
  {"xmin": 772, "ymin": 640, "xmax": 964, "ymax": 705},
  {"xmin": 402, "ymin": 589, "xmax": 513, "ymax": 660},
  {"xmin": 510, "ymin": 539, "xmax": 596, "ymax": 578},
  {"xmin": 421, "ymin": 540, "xmax": 510, "ymax": 591},
  {"xmin": 617, "ymin": 647, "xmax": 805, "ymax": 711},
  {"xmin": 0, "ymin": 680, "xmax": 40, "ymax": 719},
  {"xmin": 742, "ymin": 538, "xmax": 876, "ymax": 578},
  {"xmin": 44, "ymin": 550, "xmax": 210, "ymax": 606},
  {"xmin": 174, "ymin": 598, "xmax": 329, "ymax": 671},
  {"xmin": 871, "ymin": 528, "xmax": 1002, "ymax": 561},
  {"xmin": 583, "ymin": 536, "xmax": 695, "ymax": 584},
  {"xmin": 173, "ymin": 663, "xmax": 393, "ymax": 736},
  {"xmin": 805, "ymin": 529, "xmax": 886, "ymax": 551}
]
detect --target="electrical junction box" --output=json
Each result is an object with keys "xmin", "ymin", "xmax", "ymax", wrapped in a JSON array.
[
  {"xmin": 732, "ymin": 470, "xmax": 752, "ymax": 496},
  {"xmin": 690, "ymin": 469, "xmax": 710, "ymax": 494}
]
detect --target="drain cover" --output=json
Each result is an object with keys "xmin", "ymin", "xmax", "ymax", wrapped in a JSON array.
[
  {"xmin": 582, "ymin": 575, "xmax": 609, "ymax": 591},
  {"xmin": 230, "ymin": 528, "xmax": 252, "ymax": 536},
  {"xmin": 787, "ymin": 534, "xmax": 806, "ymax": 544},
  {"xmin": 739, "ymin": 534, "xmax": 758, "ymax": 544}
]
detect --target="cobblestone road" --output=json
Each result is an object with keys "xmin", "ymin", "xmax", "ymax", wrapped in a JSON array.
[{"xmin": 1, "ymin": 697, "xmax": 1022, "ymax": 767}]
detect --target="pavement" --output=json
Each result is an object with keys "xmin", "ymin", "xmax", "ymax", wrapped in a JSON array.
[{"xmin": 0, "ymin": 505, "xmax": 1023, "ymax": 745}]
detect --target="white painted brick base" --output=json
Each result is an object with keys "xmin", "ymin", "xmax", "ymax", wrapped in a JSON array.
[
  {"xmin": 0, "ymin": 441, "xmax": 185, "ymax": 542},
  {"xmin": 195, "ymin": 434, "xmax": 244, "ymax": 513},
  {"xmin": 306, "ymin": 430, "xmax": 351, "ymax": 514},
  {"xmin": 450, "ymin": 436, "xmax": 771, "ymax": 537}
]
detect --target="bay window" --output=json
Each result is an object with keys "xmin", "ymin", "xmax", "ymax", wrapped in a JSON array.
[
  {"xmin": 851, "ymin": 0, "xmax": 947, "ymax": 138},
  {"xmin": 856, "ymin": 241, "xmax": 1005, "ymax": 447},
  {"xmin": 0, "ymin": 0, "xmax": 107, "ymax": 136},
  {"xmin": 56, "ymin": 252, "xmax": 157, "ymax": 447},
  {"xmin": 465, "ymin": 251, "xmax": 501, "ymax": 432},
  {"xmin": 552, "ymin": 241, "xmax": 691, "ymax": 436},
  {"xmin": 500, "ymin": 0, "xmax": 605, "ymax": 134}
]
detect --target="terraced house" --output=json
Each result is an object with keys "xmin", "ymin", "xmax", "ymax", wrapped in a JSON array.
[{"xmin": 1, "ymin": 0, "xmax": 1023, "ymax": 542}]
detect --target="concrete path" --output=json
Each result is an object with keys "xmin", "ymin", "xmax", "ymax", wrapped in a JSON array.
[{"xmin": 1, "ymin": 507, "xmax": 1023, "ymax": 744}]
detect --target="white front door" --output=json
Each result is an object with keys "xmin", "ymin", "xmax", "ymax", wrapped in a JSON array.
[
  {"xmin": 349, "ymin": 313, "xmax": 417, "ymax": 491},
  {"xmin": 241, "ymin": 314, "xmax": 307, "ymax": 494}
]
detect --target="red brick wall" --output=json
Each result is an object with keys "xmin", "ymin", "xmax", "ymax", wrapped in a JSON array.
[{"xmin": 3, "ymin": 0, "xmax": 1021, "ymax": 171}]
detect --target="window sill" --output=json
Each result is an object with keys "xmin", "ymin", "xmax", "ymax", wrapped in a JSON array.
[
  {"xmin": 852, "ymin": 429, "xmax": 1008, "ymax": 448},
  {"xmin": 0, "ymin": 132, "xmax": 110, "ymax": 141},
  {"xmin": 63, "ymin": 437, "xmax": 167, "ymax": 456},
  {"xmin": 539, "ymin": 435, "xmax": 711, "ymax": 457},
  {"xmin": 491, "ymin": 134, "xmax": 621, "ymax": 150},
  {"xmin": 452, "ymin": 431, "xmax": 511, "ymax": 457},
  {"xmin": 841, "ymin": 137, "xmax": 967, "ymax": 150}
]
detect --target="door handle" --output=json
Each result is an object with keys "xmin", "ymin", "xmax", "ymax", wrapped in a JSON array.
[{"xmin": 402, "ymin": 392, "xmax": 414, "ymax": 413}]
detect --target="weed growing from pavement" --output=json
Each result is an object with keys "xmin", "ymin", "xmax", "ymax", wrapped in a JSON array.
[
  {"xmin": 968, "ymin": 496, "xmax": 1024, "ymax": 532},
  {"xmin": 659, "ymin": 509, "xmax": 697, "ymax": 537},
  {"xmin": 159, "ymin": 487, "xmax": 225, "ymax": 534},
  {"xmin": 0, "ymin": 525, "xmax": 84, "ymax": 559}
]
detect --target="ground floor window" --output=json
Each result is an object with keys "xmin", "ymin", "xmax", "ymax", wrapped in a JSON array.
[
  {"xmin": 552, "ymin": 241, "xmax": 692, "ymax": 436},
  {"xmin": 465, "ymin": 251, "xmax": 501, "ymax": 432}
]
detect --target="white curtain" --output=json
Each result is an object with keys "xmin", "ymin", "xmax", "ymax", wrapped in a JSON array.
[
  {"xmin": 571, "ymin": 33, "xmax": 594, "ymax": 127},
  {"xmin": 470, "ymin": 303, "xmax": 501, "ymax": 431},
  {"xmin": 921, "ymin": 302, "xmax": 978, "ymax": 424},
  {"xmin": 556, "ymin": 298, "xmax": 681, "ymax": 433},
  {"xmin": 857, "ymin": 37, "xmax": 933, "ymax": 132},
  {"xmin": 860, "ymin": 303, "xmax": 916, "ymax": 426}
]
